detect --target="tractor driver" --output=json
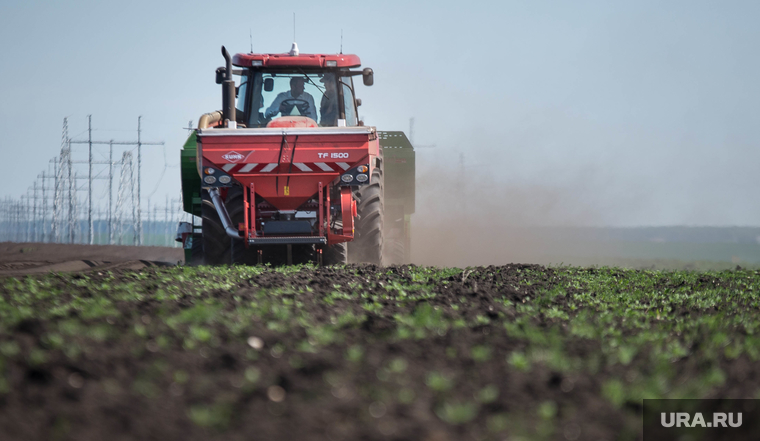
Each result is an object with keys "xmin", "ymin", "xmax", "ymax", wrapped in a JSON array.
[{"xmin": 265, "ymin": 77, "xmax": 318, "ymax": 121}]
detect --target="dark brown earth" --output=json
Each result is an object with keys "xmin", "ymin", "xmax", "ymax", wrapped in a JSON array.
[
  {"xmin": 0, "ymin": 264, "xmax": 612, "ymax": 441},
  {"xmin": 0, "ymin": 243, "xmax": 758, "ymax": 440},
  {"xmin": 0, "ymin": 242, "xmax": 183, "ymax": 276}
]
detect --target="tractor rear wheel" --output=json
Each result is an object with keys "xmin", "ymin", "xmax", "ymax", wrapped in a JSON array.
[
  {"xmin": 348, "ymin": 156, "xmax": 384, "ymax": 264},
  {"xmin": 188, "ymin": 232, "xmax": 204, "ymax": 266},
  {"xmin": 323, "ymin": 242, "xmax": 347, "ymax": 265},
  {"xmin": 201, "ymin": 189, "xmax": 233, "ymax": 265}
]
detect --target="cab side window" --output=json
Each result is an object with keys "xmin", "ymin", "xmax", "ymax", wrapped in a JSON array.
[
  {"xmin": 341, "ymin": 80, "xmax": 358, "ymax": 126},
  {"xmin": 235, "ymin": 77, "xmax": 248, "ymax": 125}
]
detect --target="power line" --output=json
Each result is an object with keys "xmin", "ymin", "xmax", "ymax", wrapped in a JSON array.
[
  {"xmin": 0, "ymin": 116, "xmax": 189, "ymax": 247},
  {"xmin": 69, "ymin": 116, "xmax": 164, "ymax": 244}
]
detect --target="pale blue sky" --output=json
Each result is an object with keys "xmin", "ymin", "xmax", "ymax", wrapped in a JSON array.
[{"xmin": 1, "ymin": 0, "xmax": 758, "ymax": 226}]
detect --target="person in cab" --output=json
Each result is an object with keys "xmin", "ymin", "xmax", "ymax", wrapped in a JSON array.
[{"xmin": 265, "ymin": 77, "xmax": 317, "ymax": 121}]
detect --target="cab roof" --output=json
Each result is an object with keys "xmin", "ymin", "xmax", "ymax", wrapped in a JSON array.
[{"xmin": 233, "ymin": 53, "xmax": 362, "ymax": 69}]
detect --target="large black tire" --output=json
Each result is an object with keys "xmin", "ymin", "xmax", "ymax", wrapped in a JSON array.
[
  {"xmin": 348, "ymin": 155, "xmax": 384, "ymax": 264},
  {"xmin": 188, "ymin": 232, "xmax": 204, "ymax": 266},
  {"xmin": 323, "ymin": 242, "xmax": 347, "ymax": 265},
  {"xmin": 201, "ymin": 189, "xmax": 233, "ymax": 265}
]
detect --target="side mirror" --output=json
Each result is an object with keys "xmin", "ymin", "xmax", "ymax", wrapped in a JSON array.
[
  {"xmin": 356, "ymin": 98, "xmax": 362, "ymax": 107},
  {"xmin": 264, "ymin": 78, "xmax": 274, "ymax": 92},
  {"xmin": 362, "ymin": 68, "xmax": 374, "ymax": 86},
  {"xmin": 215, "ymin": 67, "xmax": 226, "ymax": 85}
]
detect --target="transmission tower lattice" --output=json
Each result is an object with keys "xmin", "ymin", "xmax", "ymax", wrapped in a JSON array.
[
  {"xmin": 115, "ymin": 151, "xmax": 137, "ymax": 245},
  {"xmin": 52, "ymin": 118, "xmax": 79, "ymax": 243}
]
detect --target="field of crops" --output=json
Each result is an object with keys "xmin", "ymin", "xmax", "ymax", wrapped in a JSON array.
[{"xmin": 1, "ymin": 262, "xmax": 759, "ymax": 440}]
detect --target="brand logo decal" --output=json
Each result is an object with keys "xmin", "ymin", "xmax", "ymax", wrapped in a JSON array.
[{"xmin": 222, "ymin": 151, "xmax": 245, "ymax": 163}]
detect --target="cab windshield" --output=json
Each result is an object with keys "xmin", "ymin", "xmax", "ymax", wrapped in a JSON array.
[{"xmin": 239, "ymin": 71, "xmax": 358, "ymax": 128}]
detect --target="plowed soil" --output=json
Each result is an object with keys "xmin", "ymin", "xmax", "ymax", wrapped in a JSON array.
[
  {"xmin": 0, "ymin": 242, "xmax": 183, "ymax": 276},
  {"xmin": 0, "ymin": 243, "xmax": 758, "ymax": 441}
]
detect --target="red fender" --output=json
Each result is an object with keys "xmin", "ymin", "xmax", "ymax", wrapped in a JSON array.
[{"xmin": 341, "ymin": 187, "xmax": 354, "ymax": 236}]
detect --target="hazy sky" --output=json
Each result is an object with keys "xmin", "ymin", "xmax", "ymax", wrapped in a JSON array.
[{"xmin": 1, "ymin": 0, "xmax": 758, "ymax": 226}]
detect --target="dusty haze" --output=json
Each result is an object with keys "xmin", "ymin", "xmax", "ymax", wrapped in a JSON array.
[
  {"xmin": 407, "ymin": 136, "xmax": 759, "ymax": 268},
  {"xmin": 410, "ymin": 148, "xmax": 618, "ymax": 267}
]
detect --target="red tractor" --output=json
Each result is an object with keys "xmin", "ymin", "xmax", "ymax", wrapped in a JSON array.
[{"xmin": 178, "ymin": 45, "xmax": 415, "ymax": 265}]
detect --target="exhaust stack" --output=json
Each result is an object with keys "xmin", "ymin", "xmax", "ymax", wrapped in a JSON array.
[{"xmin": 221, "ymin": 46, "xmax": 236, "ymax": 127}]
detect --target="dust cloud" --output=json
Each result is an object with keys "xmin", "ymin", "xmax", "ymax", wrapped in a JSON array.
[{"xmin": 407, "ymin": 149, "xmax": 621, "ymax": 268}]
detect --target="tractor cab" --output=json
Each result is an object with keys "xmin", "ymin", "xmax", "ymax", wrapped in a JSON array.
[{"xmin": 227, "ymin": 51, "xmax": 373, "ymax": 129}]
